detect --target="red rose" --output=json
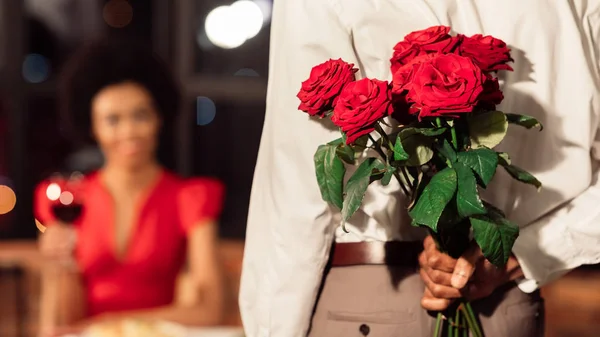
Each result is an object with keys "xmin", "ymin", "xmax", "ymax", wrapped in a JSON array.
[
  {"xmin": 391, "ymin": 53, "xmax": 437, "ymax": 96},
  {"xmin": 405, "ymin": 25, "xmax": 451, "ymax": 45},
  {"xmin": 406, "ymin": 53, "xmax": 487, "ymax": 118},
  {"xmin": 478, "ymin": 75, "xmax": 504, "ymax": 109},
  {"xmin": 297, "ymin": 59, "xmax": 358, "ymax": 117},
  {"xmin": 457, "ymin": 34, "xmax": 513, "ymax": 72},
  {"xmin": 331, "ymin": 78, "xmax": 393, "ymax": 144},
  {"xmin": 390, "ymin": 41, "xmax": 427, "ymax": 74},
  {"xmin": 404, "ymin": 25, "xmax": 460, "ymax": 53},
  {"xmin": 390, "ymin": 26, "xmax": 460, "ymax": 74}
]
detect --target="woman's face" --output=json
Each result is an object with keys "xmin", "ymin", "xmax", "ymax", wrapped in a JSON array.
[{"xmin": 91, "ymin": 81, "xmax": 161, "ymax": 170}]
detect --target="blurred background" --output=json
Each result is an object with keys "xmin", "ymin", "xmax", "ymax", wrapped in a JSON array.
[
  {"xmin": 0, "ymin": 0, "xmax": 267, "ymax": 335},
  {"xmin": 0, "ymin": 0, "xmax": 269, "ymax": 241},
  {"xmin": 0, "ymin": 1, "xmax": 598, "ymax": 337}
]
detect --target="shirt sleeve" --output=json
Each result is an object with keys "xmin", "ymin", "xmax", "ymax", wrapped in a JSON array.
[
  {"xmin": 238, "ymin": 1, "xmax": 360, "ymax": 336},
  {"xmin": 177, "ymin": 178, "xmax": 225, "ymax": 233},
  {"xmin": 513, "ymin": 12, "xmax": 600, "ymax": 291}
]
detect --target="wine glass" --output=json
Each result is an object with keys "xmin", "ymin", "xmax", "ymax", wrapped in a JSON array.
[
  {"xmin": 43, "ymin": 171, "xmax": 85, "ymax": 268},
  {"xmin": 45, "ymin": 171, "xmax": 85, "ymax": 223}
]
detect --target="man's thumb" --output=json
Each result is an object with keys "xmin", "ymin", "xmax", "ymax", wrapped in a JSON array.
[{"xmin": 451, "ymin": 244, "xmax": 482, "ymax": 289}]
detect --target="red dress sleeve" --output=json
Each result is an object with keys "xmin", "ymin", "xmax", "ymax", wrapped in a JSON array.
[
  {"xmin": 34, "ymin": 180, "xmax": 57, "ymax": 226},
  {"xmin": 177, "ymin": 178, "xmax": 225, "ymax": 233}
]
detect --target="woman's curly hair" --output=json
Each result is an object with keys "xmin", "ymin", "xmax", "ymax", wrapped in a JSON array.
[{"xmin": 58, "ymin": 38, "xmax": 180, "ymax": 167}]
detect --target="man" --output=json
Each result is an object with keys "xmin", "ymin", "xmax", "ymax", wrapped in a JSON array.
[{"xmin": 240, "ymin": 1, "xmax": 600, "ymax": 336}]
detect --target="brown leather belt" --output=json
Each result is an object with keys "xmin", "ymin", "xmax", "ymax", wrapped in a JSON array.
[{"xmin": 330, "ymin": 241, "xmax": 424, "ymax": 267}]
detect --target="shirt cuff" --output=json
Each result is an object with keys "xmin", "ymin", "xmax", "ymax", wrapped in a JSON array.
[
  {"xmin": 512, "ymin": 187, "xmax": 600, "ymax": 289},
  {"xmin": 511, "ymin": 208, "xmax": 576, "ymax": 288},
  {"xmin": 515, "ymin": 277, "xmax": 539, "ymax": 293}
]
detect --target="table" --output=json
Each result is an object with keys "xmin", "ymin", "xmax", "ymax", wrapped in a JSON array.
[
  {"xmin": 186, "ymin": 327, "xmax": 244, "ymax": 337},
  {"xmin": 73, "ymin": 325, "xmax": 245, "ymax": 337}
]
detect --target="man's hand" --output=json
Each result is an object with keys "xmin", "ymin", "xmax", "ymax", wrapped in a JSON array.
[{"xmin": 418, "ymin": 236, "xmax": 524, "ymax": 311}]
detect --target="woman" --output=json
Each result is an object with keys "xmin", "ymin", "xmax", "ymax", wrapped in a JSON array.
[{"xmin": 35, "ymin": 39, "xmax": 225, "ymax": 336}]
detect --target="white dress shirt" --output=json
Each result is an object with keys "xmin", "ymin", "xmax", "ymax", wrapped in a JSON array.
[{"xmin": 239, "ymin": 1, "xmax": 600, "ymax": 336}]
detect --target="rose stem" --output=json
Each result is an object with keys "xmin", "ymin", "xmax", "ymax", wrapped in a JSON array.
[
  {"xmin": 450, "ymin": 126, "xmax": 459, "ymax": 150},
  {"xmin": 465, "ymin": 302, "xmax": 483, "ymax": 337},
  {"xmin": 454, "ymin": 305, "xmax": 461, "ymax": 336},
  {"xmin": 368, "ymin": 134, "xmax": 411, "ymax": 196},
  {"xmin": 434, "ymin": 312, "xmax": 443, "ymax": 337},
  {"xmin": 459, "ymin": 304, "xmax": 475, "ymax": 336},
  {"xmin": 374, "ymin": 122, "xmax": 414, "ymax": 196},
  {"xmin": 462, "ymin": 311, "xmax": 468, "ymax": 337}
]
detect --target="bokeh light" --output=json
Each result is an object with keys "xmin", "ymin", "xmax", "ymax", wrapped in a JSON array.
[
  {"xmin": 103, "ymin": 0, "xmax": 134, "ymax": 28},
  {"xmin": 253, "ymin": 0, "xmax": 273, "ymax": 24},
  {"xmin": 205, "ymin": 6, "xmax": 247, "ymax": 49},
  {"xmin": 229, "ymin": 1, "xmax": 264, "ymax": 39},
  {"xmin": 234, "ymin": 68, "xmax": 260, "ymax": 77},
  {"xmin": 59, "ymin": 191, "xmax": 74, "ymax": 206},
  {"xmin": 196, "ymin": 97, "xmax": 217, "ymax": 126},
  {"xmin": 22, "ymin": 54, "xmax": 51, "ymax": 83},
  {"xmin": 204, "ymin": 0, "xmax": 264, "ymax": 49},
  {"xmin": 0, "ymin": 185, "xmax": 17, "ymax": 215},
  {"xmin": 46, "ymin": 183, "xmax": 61, "ymax": 201},
  {"xmin": 35, "ymin": 219, "xmax": 46, "ymax": 233}
]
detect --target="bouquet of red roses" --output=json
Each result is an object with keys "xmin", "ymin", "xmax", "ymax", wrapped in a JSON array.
[{"xmin": 297, "ymin": 26, "xmax": 543, "ymax": 337}]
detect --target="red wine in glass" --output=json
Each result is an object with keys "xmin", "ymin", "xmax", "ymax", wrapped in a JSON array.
[
  {"xmin": 46, "ymin": 171, "xmax": 85, "ymax": 224},
  {"xmin": 51, "ymin": 203, "xmax": 84, "ymax": 223}
]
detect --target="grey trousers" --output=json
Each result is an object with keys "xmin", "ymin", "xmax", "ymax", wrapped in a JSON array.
[{"xmin": 308, "ymin": 265, "xmax": 544, "ymax": 337}]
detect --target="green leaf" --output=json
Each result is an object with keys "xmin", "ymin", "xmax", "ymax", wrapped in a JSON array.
[
  {"xmin": 454, "ymin": 162, "xmax": 486, "ymax": 218},
  {"xmin": 497, "ymin": 151, "xmax": 541, "ymax": 190},
  {"xmin": 414, "ymin": 127, "xmax": 447, "ymax": 136},
  {"xmin": 381, "ymin": 166, "xmax": 397, "ymax": 186},
  {"xmin": 393, "ymin": 135, "xmax": 410, "ymax": 161},
  {"xmin": 314, "ymin": 144, "xmax": 346, "ymax": 210},
  {"xmin": 506, "ymin": 113, "xmax": 543, "ymax": 131},
  {"xmin": 497, "ymin": 152, "xmax": 511, "ymax": 166},
  {"xmin": 457, "ymin": 148, "xmax": 498, "ymax": 187},
  {"xmin": 501, "ymin": 164, "xmax": 542, "ymax": 191},
  {"xmin": 468, "ymin": 111, "xmax": 508, "ymax": 149},
  {"xmin": 336, "ymin": 144, "xmax": 355, "ymax": 164},
  {"xmin": 354, "ymin": 135, "xmax": 369, "ymax": 149},
  {"xmin": 482, "ymin": 200, "xmax": 506, "ymax": 218},
  {"xmin": 408, "ymin": 167, "xmax": 457, "ymax": 231},
  {"xmin": 328, "ymin": 137, "xmax": 344, "ymax": 146},
  {"xmin": 437, "ymin": 200, "xmax": 463, "ymax": 231},
  {"xmin": 470, "ymin": 211, "xmax": 519, "ymax": 266},
  {"xmin": 399, "ymin": 128, "xmax": 434, "ymax": 166},
  {"xmin": 342, "ymin": 158, "xmax": 385, "ymax": 221},
  {"xmin": 438, "ymin": 139, "xmax": 457, "ymax": 163}
]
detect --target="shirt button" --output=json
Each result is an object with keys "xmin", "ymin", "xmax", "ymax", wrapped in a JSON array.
[{"xmin": 359, "ymin": 323, "xmax": 370, "ymax": 336}]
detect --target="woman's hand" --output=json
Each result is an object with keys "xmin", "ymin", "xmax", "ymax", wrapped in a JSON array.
[{"xmin": 39, "ymin": 223, "xmax": 77, "ymax": 260}]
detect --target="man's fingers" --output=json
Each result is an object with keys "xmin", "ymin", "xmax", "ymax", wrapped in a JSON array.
[
  {"xmin": 465, "ymin": 283, "xmax": 494, "ymax": 301},
  {"xmin": 451, "ymin": 244, "xmax": 483, "ymax": 289},
  {"xmin": 424, "ymin": 243, "xmax": 457, "ymax": 273},
  {"xmin": 423, "ymin": 235, "xmax": 436, "ymax": 250},
  {"xmin": 420, "ymin": 268, "xmax": 462, "ymax": 299},
  {"xmin": 421, "ymin": 287, "xmax": 452, "ymax": 311}
]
